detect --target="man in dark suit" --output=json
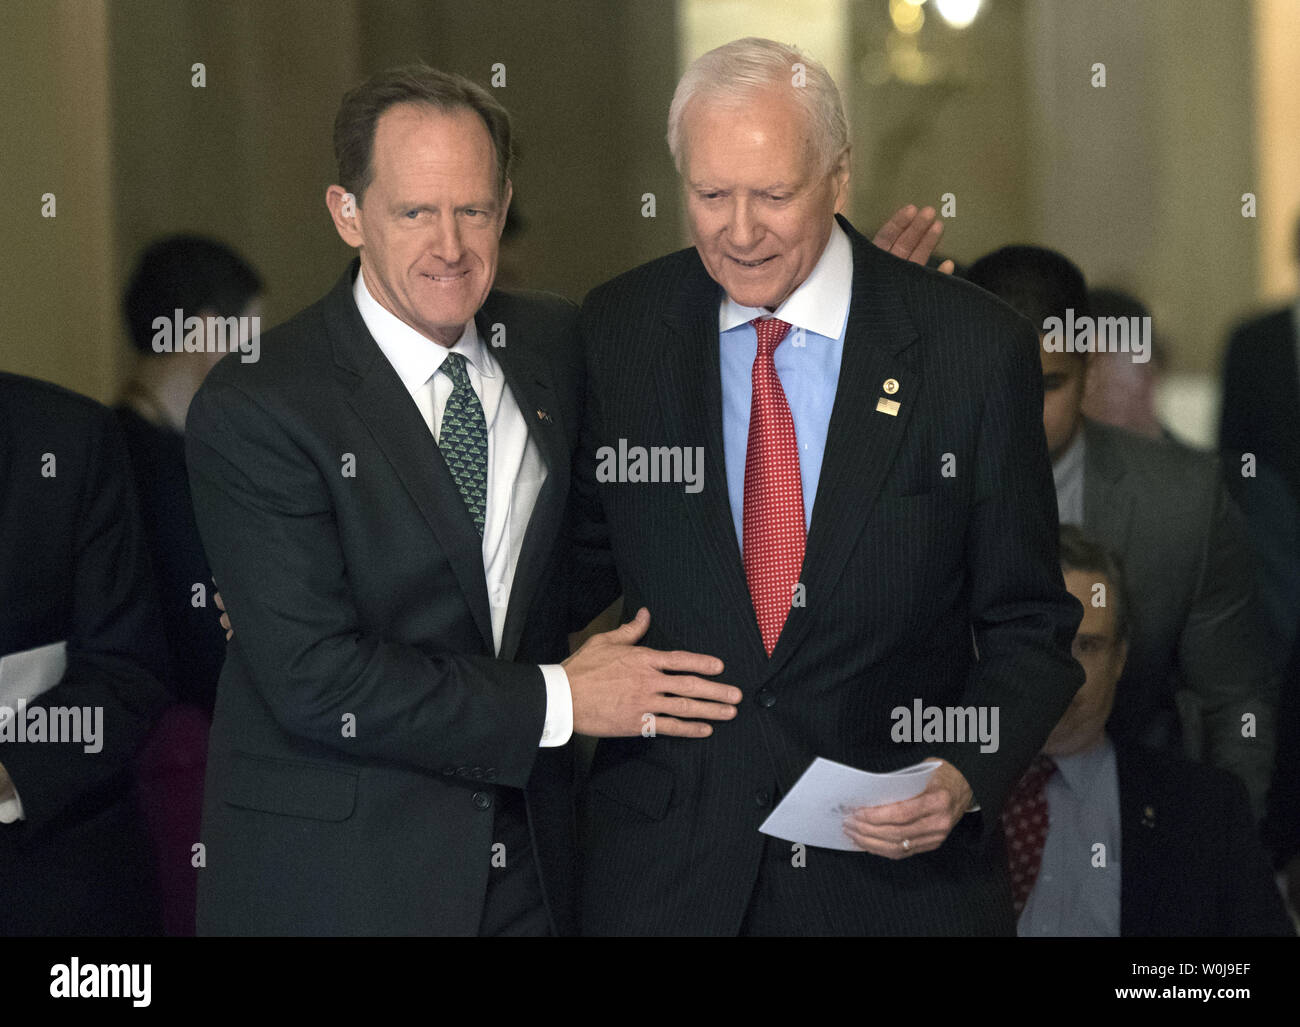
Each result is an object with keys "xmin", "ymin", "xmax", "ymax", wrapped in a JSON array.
[
  {"xmin": 0, "ymin": 372, "xmax": 168, "ymax": 935},
  {"xmin": 1009, "ymin": 525, "xmax": 1291, "ymax": 936},
  {"xmin": 187, "ymin": 65, "xmax": 739, "ymax": 936},
  {"xmin": 1220, "ymin": 215, "xmax": 1300, "ymax": 506},
  {"xmin": 966, "ymin": 246, "xmax": 1277, "ymax": 818},
  {"xmin": 571, "ymin": 37, "xmax": 1084, "ymax": 936}
]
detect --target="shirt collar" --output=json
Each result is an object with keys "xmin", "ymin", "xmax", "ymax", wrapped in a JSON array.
[
  {"xmin": 718, "ymin": 221, "xmax": 853, "ymax": 338},
  {"xmin": 1050, "ymin": 733, "xmax": 1115, "ymax": 796},
  {"xmin": 1052, "ymin": 423, "xmax": 1087, "ymax": 489},
  {"xmin": 353, "ymin": 264, "xmax": 493, "ymax": 395}
]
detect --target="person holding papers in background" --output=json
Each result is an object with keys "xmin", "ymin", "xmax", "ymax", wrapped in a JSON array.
[{"xmin": 0, "ymin": 372, "xmax": 168, "ymax": 935}]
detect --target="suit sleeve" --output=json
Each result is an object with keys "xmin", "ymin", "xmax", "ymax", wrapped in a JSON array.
[
  {"xmin": 932, "ymin": 317, "xmax": 1085, "ymax": 840},
  {"xmin": 185, "ymin": 378, "xmax": 548, "ymax": 788},
  {"xmin": 1217, "ymin": 323, "xmax": 1254, "ymax": 456},
  {"xmin": 1180, "ymin": 473, "xmax": 1278, "ymax": 821},
  {"xmin": 0, "ymin": 407, "xmax": 168, "ymax": 838},
  {"xmin": 1215, "ymin": 770, "xmax": 1295, "ymax": 935},
  {"xmin": 564, "ymin": 298, "xmax": 623, "ymax": 633}
]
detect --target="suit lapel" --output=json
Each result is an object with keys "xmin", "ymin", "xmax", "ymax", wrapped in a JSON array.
[
  {"xmin": 656, "ymin": 262, "xmax": 769, "ymax": 677},
  {"xmin": 328, "ymin": 262, "xmax": 494, "ymax": 653},
  {"xmin": 479, "ymin": 303, "xmax": 569, "ymax": 662},
  {"xmin": 1115, "ymin": 744, "xmax": 1159, "ymax": 936},
  {"xmin": 765, "ymin": 219, "xmax": 921, "ymax": 679}
]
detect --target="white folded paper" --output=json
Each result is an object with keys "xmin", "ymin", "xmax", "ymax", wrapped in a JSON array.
[
  {"xmin": 0, "ymin": 639, "xmax": 68, "ymax": 708},
  {"xmin": 758, "ymin": 756, "xmax": 941, "ymax": 851}
]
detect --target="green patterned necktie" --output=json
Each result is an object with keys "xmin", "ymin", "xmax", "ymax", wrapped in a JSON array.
[{"xmin": 437, "ymin": 352, "xmax": 488, "ymax": 536}]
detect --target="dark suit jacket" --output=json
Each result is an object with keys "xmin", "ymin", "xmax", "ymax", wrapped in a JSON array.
[
  {"xmin": 0, "ymin": 373, "xmax": 167, "ymax": 935},
  {"xmin": 1220, "ymin": 306, "xmax": 1300, "ymax": 502},
  {"xmin": 1081, "ymin": 418, "xmax": 1276, "ymax": 816},
  {"xmin": 571, "ymin": 215, "xmax": 1085, "ymax": 935},
  {"xmin": 186, "ymin": 262, "xmax": 584, "ymax": 935},
  {"xmin": 1115, "ymin": 742, "xmax": 1293, "ymax": 936}
]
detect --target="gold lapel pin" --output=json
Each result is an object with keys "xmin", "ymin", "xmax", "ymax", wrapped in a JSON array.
[
  {"xmin": 536, "ymin": 408, "xmax": 553, "ymax": 424},
  {"xmin": 1141, "ymin": 805, "xmax": 1156, "ymax": 828},
  {"xmin": 883, "ymin": 378, "xmax": 900, "ymax": 394},
  {"xmin": 876, "ymin": 397, "xmax": 900, "ymax": 416}
]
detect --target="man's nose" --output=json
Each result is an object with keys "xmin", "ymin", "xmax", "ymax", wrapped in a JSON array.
[
  {"xmin": 429, "ymin": 215, "xmax": 464, "ymax": 264},
  {"xmin": 726, "ymin": 196, "xmax": 760, "ymax": 249}
]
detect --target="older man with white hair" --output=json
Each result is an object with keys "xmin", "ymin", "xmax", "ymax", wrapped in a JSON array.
[{"xmin": 570, "ymin": 37, "xmax": 1083, "ymax": 935}]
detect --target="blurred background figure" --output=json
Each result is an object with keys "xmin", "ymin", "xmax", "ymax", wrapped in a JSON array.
[
  {"xmin": 1082, "ymin": 286, "xmax": 1171, "ymax": 443},
  {"xmin": 1007, "ymin": 524, "xmax": 1292, "ymax": 937},
  {"xmin": 1219, "ymin": 213, "xmax": 1300, "ymax": 510},
  {"xmin": 116, "ymin": 234, "xmax": 263, "ymax": 936},
  {"xmin": 965, "ymin": 245, "xmax": 1277, "ymax": 819},
  {"xmin": 0, "ymin": 373, "xmax": 168, "ymax": 935}
]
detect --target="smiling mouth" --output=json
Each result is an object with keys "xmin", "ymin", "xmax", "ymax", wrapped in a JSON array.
[
  {"xmin": 422, "ymin": 270, "xmax": 470, "ymax": 283},
  {"xmin": 729, "ymin": 255, "xmax": 776, "ymax": 269}
]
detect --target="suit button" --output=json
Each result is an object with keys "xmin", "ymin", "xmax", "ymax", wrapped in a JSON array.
[
  {"xmin": 485, "ymin": 768, "xmax": 497, "ymax": 781},
  {"xmin": 757, "ymin": 688, "xmax": 776, "ymax": 709},
  {"xmin": 754, "ymin": 789, "xmax": 772, "ymax": 808},
  {"xmin": 472, "ymin": 791, "xmax": 492, "ymax": 811}
]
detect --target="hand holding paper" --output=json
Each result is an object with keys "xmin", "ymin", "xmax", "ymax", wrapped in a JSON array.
[{"xmin": 842, "ymin": 757, "xmax": 974, "ymax": 858}]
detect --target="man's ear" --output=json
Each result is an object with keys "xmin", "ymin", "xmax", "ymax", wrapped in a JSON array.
[
  {"xmin": 831, "ymin": 147, "xmax": 852, "ymax": 214},
  {"xmin": 326, "ymin": 185, "xmax": 363, "ymax": 249},
  {"xmin": 497, "ymin": 179, "xmax": 513, "ymax": 237}
]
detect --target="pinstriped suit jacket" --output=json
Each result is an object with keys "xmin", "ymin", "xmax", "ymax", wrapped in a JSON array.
[{"xmin": 571, "ymin": 215, "xmax": 1085, "ymax": 935}]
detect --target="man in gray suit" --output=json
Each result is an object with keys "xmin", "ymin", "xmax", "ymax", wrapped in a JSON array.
[{"xmin": 967, "ymin": 245, "xmax": 1277, "ymax": 818}]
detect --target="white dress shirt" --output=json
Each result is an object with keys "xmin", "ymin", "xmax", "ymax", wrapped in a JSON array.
[{"xmin": 354, "ymin": 267, "xmax": 572, "ymax": 747}]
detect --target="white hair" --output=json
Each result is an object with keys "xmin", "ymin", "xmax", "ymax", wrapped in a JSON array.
[{"xmin": 666, "ymin": 36, "xmax": 849, "ymax": 176}]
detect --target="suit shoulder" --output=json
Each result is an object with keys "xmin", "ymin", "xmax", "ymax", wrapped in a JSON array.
[
  {"xmin": 1116, "ymin": 743, "xmax": 1247, "ymax": 817},
  {"xmin": 0, "ymin": 372, "xmax": 118, "ymax": 442},
  {"xmin": 1086, "ymin": 419, "xmax": 1221, "ymax": 494},
  {"xmin": 1227, "ymin": 306, "xmax": 1292, "ymax": 348},
  {"xmin": 487, "ymin": 287, "xmax": 578, "ymax": 322},
  {"xmin": 581, "ymin": 246, "xmax": 705, "ymax": 314}
]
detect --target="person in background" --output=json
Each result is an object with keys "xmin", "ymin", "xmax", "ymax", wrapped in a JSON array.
[
  {"xmin": 0, "ymin": 373, "xmax": 168, "ymax": 935},
  {"xmin": 1008, "ymin": 524, "xmax": 1292, "ymax": 936},
  {"xmin": 116, "ymin": 234, "xmax": 263, "ymax": 935},
  {"xmin": 1220, "ymin": 212, "xmax": 1300, "ymax": 509},
  {"xmin": 966, "ymin": 246, "xmax": 1277, "ymax": 820},
  {"xmin": 1081, "ymin": 286, "xmax": 1171, "ymax": 443}
]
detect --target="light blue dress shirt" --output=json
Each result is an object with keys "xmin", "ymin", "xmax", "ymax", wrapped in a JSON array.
[
  {"xmin": 719, "ymin": 223, "xmax": 853, "ymax": 548},
  {"xmin": 1017, "ymin": 734, "xmax": 1123, "ymax": 936}
]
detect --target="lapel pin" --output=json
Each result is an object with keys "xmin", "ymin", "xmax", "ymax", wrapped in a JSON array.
[
  {"xmin": 1141, "ymin": 805, "xmax": 1156, "ymax": 828},
  {"xmin": 876, "ymin": 397, "xmax": 900, "ymax": 416},
  {"xmin": 536, "ymin": 408, "xmax": 553, "ymax": 424},
  {"xmin": 883, "ymin": 378, "xmax": 899, "ymax": 394}
]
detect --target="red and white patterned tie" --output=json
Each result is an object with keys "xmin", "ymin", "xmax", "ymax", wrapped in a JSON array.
[
  {"xmin": 742, "ymin": 317, "xmax": 806, "ymax": 656},
  {"xmin": 1001, "ymin": 753, "xmax": 1057, "ymax": 915}
]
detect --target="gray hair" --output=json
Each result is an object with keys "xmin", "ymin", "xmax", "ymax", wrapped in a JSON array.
[{"xmin": 666, "ymin": 37, "xmax": 849, "ymax": 176}]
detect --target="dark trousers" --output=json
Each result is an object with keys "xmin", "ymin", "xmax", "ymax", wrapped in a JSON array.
[{"xmin": 478, "ymin": 785, "xmax": 551, "ymax": 937}]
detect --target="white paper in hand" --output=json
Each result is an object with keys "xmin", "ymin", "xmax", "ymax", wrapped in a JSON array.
[
  {"xmin": 0, "ymin": 639, "xmax": 68, "ymax": 708},
  {"xmin": 758, "ymin": 756, "xmax": 942, "ymax": 851}
]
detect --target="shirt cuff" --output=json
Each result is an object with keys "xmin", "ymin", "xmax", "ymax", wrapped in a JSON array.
[
  {"xmin": 0, "ymin": 782, "xmax": 25, "ymax": 824},
  {"xmin": 538, "ymin": 664, "xmax": 573, "ymax": 747}
]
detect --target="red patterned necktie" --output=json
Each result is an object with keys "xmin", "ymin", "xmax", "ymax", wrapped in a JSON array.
[
  {"xmin": 742, "ymin": 317, "xmax": 806, "ymax": 657},
  {"xmin": 1002, "ymin": 753, "xmax": 1057, "ymax": 916}
]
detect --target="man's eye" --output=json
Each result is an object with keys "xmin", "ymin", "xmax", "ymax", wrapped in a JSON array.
[
  {"xmin": 464, "ymin": 209, "xmax": 485, "ymax": 218},
  {"xmin": 404, "ymin": 210, "xmax": 420, "ymax": 219},
  {"xmin": 767, "ymin": 194, "xmax": 790, "ymax": 203}
]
